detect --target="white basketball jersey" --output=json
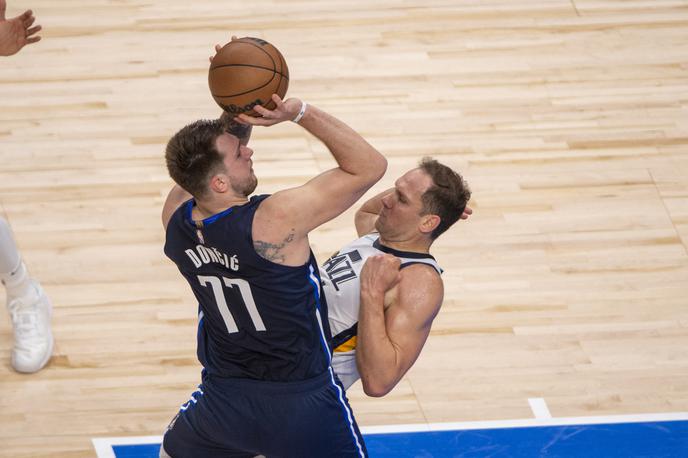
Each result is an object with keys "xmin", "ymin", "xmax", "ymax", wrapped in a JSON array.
[{"xmin": 321, "ymin": 233, "xmax": 442, "ymax": 390}]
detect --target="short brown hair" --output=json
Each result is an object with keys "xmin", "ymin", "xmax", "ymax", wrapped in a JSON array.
[
  {"xmin": 165, "ymin": 119, "xmax": 226, "ymax": 198},
  {"xmin": 418, "ymin": 157, "xmax": 471, "ymax": 240}
]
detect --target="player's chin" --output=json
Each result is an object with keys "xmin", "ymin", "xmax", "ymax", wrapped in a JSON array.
[
  {"xmin": 235, "ymin": 177, "xmax": 258, "ymax": 197},
  {"xmin": 247, "ymin": 176, "xmax": 258, "ymax": 195}
]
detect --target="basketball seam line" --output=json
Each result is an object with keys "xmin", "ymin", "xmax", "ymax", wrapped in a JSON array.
[
  {"xmin": 210, "ymin": 63, "xmax": 289, "ymax": 80},
  {"xmin": 214, "ymin": 38, "xmax": 285, "ymax": 75},
  {"xmin": 211, "ymin": 68, "xmax": 281, "ymax": 99},
  {"xmin": 236, "ymin": 39, "xmax": 279, "ymax": 72}
]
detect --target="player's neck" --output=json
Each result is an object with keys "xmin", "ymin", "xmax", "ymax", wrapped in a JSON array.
[
  {"xmin": 193, "ymin": 194, "xmax": 249, "ymax": 220},
  {"xmin": 378, "ymin": 234, "xmax": 432, "ymax": 254}
]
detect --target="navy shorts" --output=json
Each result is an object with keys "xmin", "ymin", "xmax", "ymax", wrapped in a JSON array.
[{"xmin": 162, "ymin": 368, "xmax": 367, "ymax": 458}]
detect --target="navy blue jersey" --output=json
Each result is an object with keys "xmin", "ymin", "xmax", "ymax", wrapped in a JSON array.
[{"xmin": 164, "ymin": 195, "xmax": 332, "ymax": 381}]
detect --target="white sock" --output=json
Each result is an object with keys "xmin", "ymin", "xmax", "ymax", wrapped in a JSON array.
[
  {"xmin": 0, "ymin": 217, "xmax": 34, "ymax": 300},
  {"xmin": 2, "ymin": 261, "xmax": 35, "ymax": 300}
]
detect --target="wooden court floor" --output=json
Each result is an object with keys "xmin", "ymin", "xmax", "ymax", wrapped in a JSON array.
[{"xmin": 1, "ymin": 1, "xmax": 687, "ymax": 456}]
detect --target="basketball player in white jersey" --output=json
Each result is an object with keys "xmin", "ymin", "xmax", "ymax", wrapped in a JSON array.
[
  {"xmin": 1, "ymin": 1, "xmax": 51, "ymax": 374},
  {"xmin": 322, "ymin": 158, "xmax": 471, "ymax": 396}
]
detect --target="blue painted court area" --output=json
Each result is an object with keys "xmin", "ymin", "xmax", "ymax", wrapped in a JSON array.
[
  {"xmin": 365, "ymin": 421, "xmax": 688, "ymax": 457},
  {"xmin": 100, "ymin": 418, "xmax": 688, "ymax": 457},
  {"xmin": 111, "ymin": 444, "xmax": 161, "ymax": 458}
]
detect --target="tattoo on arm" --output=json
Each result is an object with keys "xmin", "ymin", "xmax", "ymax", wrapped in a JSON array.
[{"xmin": 254, "ymin": 230, "xmax": 296, "ymax": 263}]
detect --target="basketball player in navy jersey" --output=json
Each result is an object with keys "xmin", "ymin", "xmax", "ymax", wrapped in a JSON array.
[
  {"xmin": 323, "ymin": 158, "xmax": 471, "ymax": 396},
  {"xmin": 159, "ymin": 91, "xmax": 386, "ymax": 457}
]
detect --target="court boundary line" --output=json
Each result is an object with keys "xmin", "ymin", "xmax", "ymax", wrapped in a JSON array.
[
  {"xmin": 528, "ymin": 397, "xmax": 552, "ymax": 419},
  {"xmin": 361, "ymin": 411, "xmax": 688, "ymax": 434},
  {"xmin": 92, "ymin": 411, "xmax": 688, "ymax": 457}
]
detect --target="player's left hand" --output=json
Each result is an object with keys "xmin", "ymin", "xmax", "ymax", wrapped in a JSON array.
[
  {"xmin": 0, "ymin": 1, "xmax": 41, "ymax": 57},
  {"xmin": 208, "ymin": 35, "xmax": 239, "ymax": 63}
]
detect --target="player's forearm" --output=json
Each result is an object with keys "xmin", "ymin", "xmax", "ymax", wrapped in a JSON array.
[
  {"xmin": 356, "ymin": 290, "xmax": 403, "ymax": 397},
  {"xmin": 162, "ymin": 185, "xmax": 192, "ymax": 229},
  {"xmin": 354, "ymin": 188, "xmax": 393, "ymax": 235},
  {"xmin": 168, "ymin": 184, "xmax": 191, "ymax": 204},
  {"xmin": 298, "ymin": 104, "xmax": 387, "ymax": 184}
]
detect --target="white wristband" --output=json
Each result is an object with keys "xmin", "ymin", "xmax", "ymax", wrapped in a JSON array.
[{"xmin": 292, "ymin": 101, "xmax": 307, "ymax": 123}]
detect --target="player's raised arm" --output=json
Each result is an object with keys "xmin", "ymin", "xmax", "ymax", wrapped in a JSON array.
[
  {"xmin": 272, "ymin": 100, "xmax": 388, "ymax": 232},
  {"xmin": 239, "ymin": 95, "xmax": 387, "ymax": 265},
  {"xmin": 354, "ymin": 188, "xmax": 393, "ymax": 237},
  {"xmin": 161, "ymin": 185, "xmax": 191, "ymax": 230}
]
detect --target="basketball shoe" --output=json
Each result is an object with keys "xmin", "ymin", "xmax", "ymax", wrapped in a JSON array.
[{"xmin": 6, "ymin": 280, "xmax": 53, "ymax": 373}]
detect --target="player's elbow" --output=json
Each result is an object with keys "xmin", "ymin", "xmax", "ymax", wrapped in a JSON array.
[
  {"xmin": 345, "ymin": 152, "xmax": 386, "ymax": 191},
  {"xmin": 360, "ymin": 376, "xmax": 395, "ymax": 398},
  {"xmin": 362, "ymin": 382, "xmax": 393, "ymax": 398},
  {"xmin": 369, "ymin": 154, "xmax": 387, "ymax": 182},
  {"xmin": 356, "ymin": 152, "xmax": 386, "ymax": 183}
]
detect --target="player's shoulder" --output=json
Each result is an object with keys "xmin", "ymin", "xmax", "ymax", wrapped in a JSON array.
[
  {"xmin": 253, "ymin": 191, "xmax": 293, "ymax": 225},
  {"xmin": 394, "ymin": 264, "xmax": 443, "ymax": 325},
  {"xmin": 244, "ymin": 193, "xmax": 274, "ymax": 220},
  {"xmin": 398, "ymin": 262, "xmax": 443, "ymax": 300},
  {"xmin": 359, "ymin": 232, "xmax": 380, "ymax": 245},
  {"xmin": 249, "ymin": 193, "xmax": 271, "ymax": 206}
]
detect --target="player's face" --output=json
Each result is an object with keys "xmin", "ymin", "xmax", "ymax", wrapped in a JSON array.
[
  {"xmin": 216, "ymin": 133, "xmax": 257, "ymax": 197},
  {"xmin": 375, "ymin": 168, "xmax": 433, "ymax": 238}
]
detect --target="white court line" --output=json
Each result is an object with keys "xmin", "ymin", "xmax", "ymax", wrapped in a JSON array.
[
  {"xmin": 358, "ymin": 411, "xmax": 688, "ymax": 434},
  {"xmin": 528, "ymin": 397, "xmax": 553, "ymax": 419},
  {"xmin": 92, "ymin": 411, "xmax": 688, "ymax": 457}
]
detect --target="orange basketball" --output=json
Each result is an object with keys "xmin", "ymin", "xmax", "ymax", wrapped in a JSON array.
[{"xmin": 208, "ymin": 37, "xmax": 289, "ymax": 116}]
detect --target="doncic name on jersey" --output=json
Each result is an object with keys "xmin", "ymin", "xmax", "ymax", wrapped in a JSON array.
[{"xmin": 185, "ymin": 244, "xmax": 239, "ymax": 271}]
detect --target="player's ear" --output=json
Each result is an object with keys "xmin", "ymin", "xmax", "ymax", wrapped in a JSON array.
[
  {"xmin": 209, "ymin": 173, "xmax": 229, "ymax": 193},
  {"xmin": 419, "ymin": 214, "xmax": 440, "ymax": 235}
]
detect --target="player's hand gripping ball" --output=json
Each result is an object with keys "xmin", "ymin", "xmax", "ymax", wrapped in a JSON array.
[{"xmin": 209, "ymin": 37, "xmax": 289, "ymax": 117}]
